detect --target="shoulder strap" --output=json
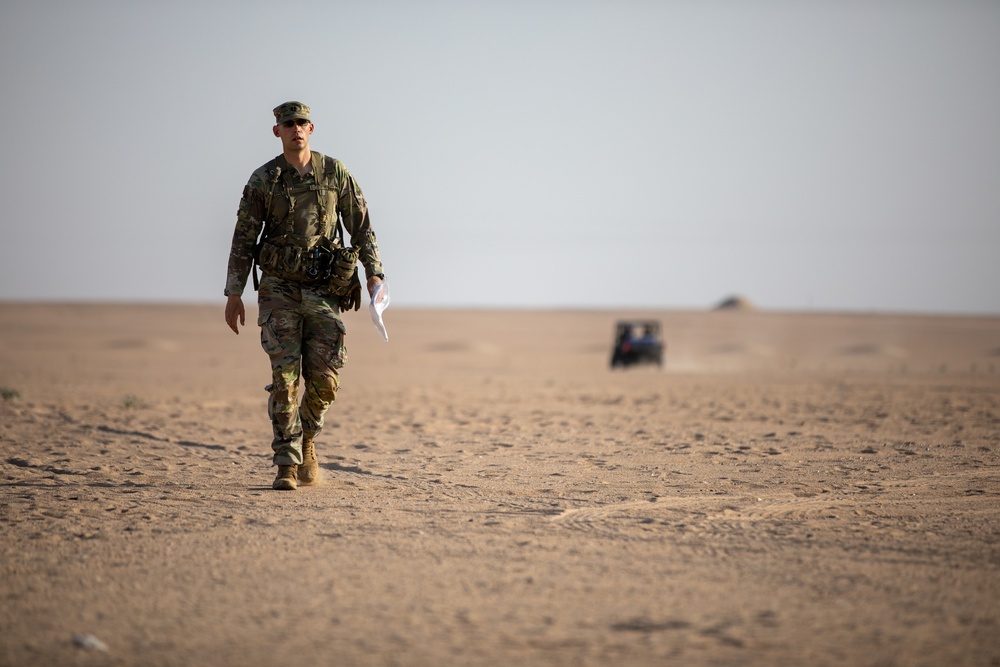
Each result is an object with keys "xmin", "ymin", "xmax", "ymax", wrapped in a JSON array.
[
  {"xmin": 252, "ymin": 157, "xmax": 283, "ymax": 291},
  {"xmin": 331, "ymin": 159, "xmax": 346, "ymax": 247},
  {"xmin": 309, "ymin": 152, "xmax": 330, "ymax": 230},
  {"xmin": 314, "ymin": 153, "xmax": 347, "ymax": 246},
  {"xmin": 262, "ymin": 156, "xmax": 283, "ymax": 229}
]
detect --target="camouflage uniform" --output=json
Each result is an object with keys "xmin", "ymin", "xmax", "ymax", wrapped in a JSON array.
[{"xmin": 225, "ymin": 103, "xmax": 383, "ymax": 467}]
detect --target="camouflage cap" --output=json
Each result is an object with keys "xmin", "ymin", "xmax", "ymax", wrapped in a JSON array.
[{"xmin": 273, "ymin": 101, "xmax": 311, "ymax": 124}]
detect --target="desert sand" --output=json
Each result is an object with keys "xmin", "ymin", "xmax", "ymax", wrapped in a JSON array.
[{"xmin": 1, "ymin": 303, "xmax": 998, "ymax": 666}]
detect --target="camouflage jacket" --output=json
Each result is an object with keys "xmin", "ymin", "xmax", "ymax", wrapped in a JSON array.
[{"xmin": 224, "ymin": 152, "xmax": 384, "ymax": 297}]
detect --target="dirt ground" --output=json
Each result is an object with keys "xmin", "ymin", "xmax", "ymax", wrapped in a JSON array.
[{"xmin": 1, "ymin": 303, "xmax": 998, "ymax": 667}]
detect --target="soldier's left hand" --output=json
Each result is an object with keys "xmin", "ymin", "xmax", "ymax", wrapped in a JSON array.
[{"xmin": 342, "ymin": 281, "xmax": 362, "ymax": 311}]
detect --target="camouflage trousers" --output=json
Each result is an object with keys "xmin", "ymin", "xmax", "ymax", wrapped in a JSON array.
[{"xmin": 257, "ymin": 276, "xmax": 347, "ymax": 466}]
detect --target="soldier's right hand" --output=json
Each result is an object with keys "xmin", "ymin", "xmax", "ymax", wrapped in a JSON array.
[{"xmin": 225, "ymin": 295, "xmax": 246, "ymax": 334}]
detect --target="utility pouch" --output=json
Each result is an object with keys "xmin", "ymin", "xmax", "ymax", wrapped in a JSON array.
[
  {"xmin": 327, "ymin": 246, "xmax": 359, "ymax": 295},
  {"xmin": 257, "ymin": 240, "xmax": 283, "ymax": 275}
]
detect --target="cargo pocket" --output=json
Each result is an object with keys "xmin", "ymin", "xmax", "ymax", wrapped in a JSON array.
[
  {"xmin": 329, "ymin": 319, "xmax": 348, "ymax": 369},
  {"xmin": 258, "ymin": 309, "xmax": 280, "ymax": 356}
]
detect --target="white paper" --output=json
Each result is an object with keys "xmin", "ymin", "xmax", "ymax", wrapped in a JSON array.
[{"xmin": 369, "ymin": 279, "xmax": 390, "ymax": 342}]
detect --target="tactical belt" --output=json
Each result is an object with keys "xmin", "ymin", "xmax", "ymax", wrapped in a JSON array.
[{"xmin": 256, "ymin": 237, "xmax": 358, "ymax": 295}]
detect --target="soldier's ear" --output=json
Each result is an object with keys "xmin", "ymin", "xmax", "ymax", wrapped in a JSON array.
[{"xmin": 272, "ymin": 125, "xmax": 280, "ymax": 137}]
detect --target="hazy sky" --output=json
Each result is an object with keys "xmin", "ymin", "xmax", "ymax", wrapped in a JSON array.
[{"xmin": 1, "ymin": 1, "xmax": 998, "ymax": 313}]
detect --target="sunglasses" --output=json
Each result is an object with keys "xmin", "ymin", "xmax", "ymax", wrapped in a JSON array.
[{"xmin": 281, "ymin": 119, "xmax": 311, "ymax": 128}]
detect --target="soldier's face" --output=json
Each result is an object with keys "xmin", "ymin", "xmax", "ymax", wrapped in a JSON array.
[{"xmin": 273, "ymin": 118, "xmax": 313, "ymax": 150}]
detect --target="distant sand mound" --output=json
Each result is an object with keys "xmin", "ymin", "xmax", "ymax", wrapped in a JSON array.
[
  {"xmin": 425, "ymin": 341, "xmax": 501, "ymax": 355},
  {"xmin": 711, "ymin": 342, "xmax": 774, "ymax": 356},
  {"xmin": 839, "ymin": 343, "xmax": 908, "ymax": 358},
  {"xmin": 107, "ymin": 337, "xmax": 179, "ymax": 352},
  {"xmin": 714, "ymin": 295, "xmax": 756, "ymax": 311}
]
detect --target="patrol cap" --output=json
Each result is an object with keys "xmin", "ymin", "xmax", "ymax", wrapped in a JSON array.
[{"xmin": 273, "ymin": 101, "xmax": 311, "ymax": 124}]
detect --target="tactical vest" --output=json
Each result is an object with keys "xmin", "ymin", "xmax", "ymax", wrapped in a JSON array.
[{"xmin": 253, "ymin": 152, "xmax": 358, "ymax": 294}]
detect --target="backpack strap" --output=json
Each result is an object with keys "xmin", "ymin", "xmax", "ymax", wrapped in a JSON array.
[
  {"xmin": 311, "ymin": 151, "xmax": 337, "ymax": 240},
  {"xmin": 252, "ymin": 157, "xmax": 283, "ymax": 291},
  {"xmin": 319, "ymin": 154, "xmax": 348, "ymax": 247}
]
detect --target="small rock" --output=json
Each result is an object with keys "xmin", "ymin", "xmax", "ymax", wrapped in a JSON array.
[{"xmin": 72, "ymin": 633, "xmax": 108, "ymax": 651}]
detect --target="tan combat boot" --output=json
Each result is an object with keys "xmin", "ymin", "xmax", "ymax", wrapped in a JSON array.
[
  {"xmin": 298, "ymin": 433, "xmax": 319, "ymax": 485},
  {"xmin": 273, "ymin": 464, "xmax": 298, "ymax": 490}
]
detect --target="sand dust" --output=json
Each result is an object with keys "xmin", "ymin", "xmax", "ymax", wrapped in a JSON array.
[{"xmin": 1, "ymin": 303, "xmax": 998, "ymax": 666}]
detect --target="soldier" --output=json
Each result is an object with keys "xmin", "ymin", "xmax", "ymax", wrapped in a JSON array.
[{"xmin": 224, "ymin": 101, "xmax": 385, "ymax": 491}]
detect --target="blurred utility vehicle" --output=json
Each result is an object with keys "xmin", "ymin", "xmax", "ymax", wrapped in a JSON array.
[{"xmin": 610, "ymin": 320, "xmax": 664, "ymax": 369}]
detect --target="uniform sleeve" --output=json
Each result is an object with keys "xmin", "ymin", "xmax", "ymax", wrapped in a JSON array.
[
  {"xmin": 337, "ymin": 165, "xmax": 384, "ymax": 279},
  {"xmin": 224, "ymin": 174, "xmax": 267, "ymax": 296}
]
